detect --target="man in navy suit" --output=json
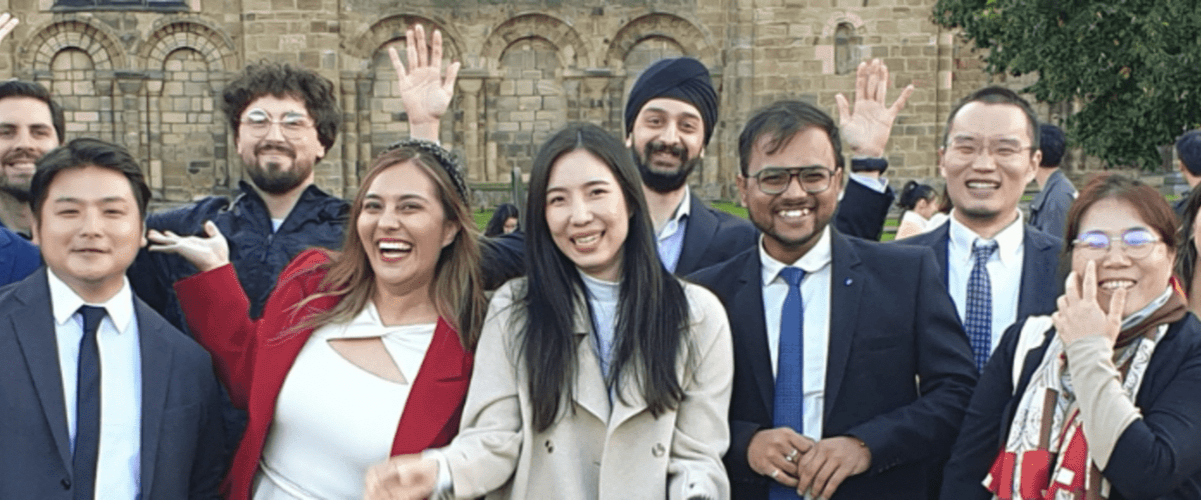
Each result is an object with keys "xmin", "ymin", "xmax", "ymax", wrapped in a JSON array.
[
  {"xmin": 899, "ymin": 87, "xmax": 1061, "ymax": 367},
  {"xmin": 690, "ymin": 100, "xmax": 976, "ymax": 499},
  {"xmin": 622, "ymin": 57, "xmax": 758, "ymax": 274},
  {"xmin": 0, "ymin": 138, "xmax": 224, "ymax": 499}
]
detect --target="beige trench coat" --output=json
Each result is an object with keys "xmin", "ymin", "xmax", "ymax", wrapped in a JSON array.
[{"xmin": 439, "ymin": 278, "xmax": 733, "ymax": 500}]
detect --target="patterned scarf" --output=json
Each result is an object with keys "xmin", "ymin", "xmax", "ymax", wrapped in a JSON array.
[{"xmin": 984, "ymin": 286, "xmax": 1186, "ymax": 500}]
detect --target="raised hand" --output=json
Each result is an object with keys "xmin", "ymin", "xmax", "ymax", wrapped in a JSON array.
[
  {"xmin": 835, "ymin": 59, "xmax": 915, "ymax": 158},
  {"xmin": 147, "ymin": 220, "xmax": 231, "ymax": 273},
  {"xmin": 0, "ymin": 14, "xmax": 18, "ymax": 47},
  {"xmin": 389, "ymin": 24, "xmax": 461, "ymax": 142},
  {"xmin": 1052, "ymin": 259, "xmax": 1126, "ymax": 346}
]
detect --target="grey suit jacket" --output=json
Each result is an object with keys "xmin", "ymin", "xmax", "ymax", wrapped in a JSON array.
[{"xmin": 0, "ymin": 267, "xmax": 224, "ymax": 499}]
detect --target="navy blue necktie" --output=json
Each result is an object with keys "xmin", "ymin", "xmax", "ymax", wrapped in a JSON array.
[
  {"xmin": 770, "ymin": 267, "xmax": 805, "ymax": 500},
  {"xmin": 965, "ymin": 241, "xmax": 997, "ymax": 372},
  {"xmin": 74, "ymin": 305, "xmax": 106, "ymax": 500}
]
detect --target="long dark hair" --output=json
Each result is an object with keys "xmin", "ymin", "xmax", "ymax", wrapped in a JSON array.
[
  {"xmin": 1175, "ymin": 187, "xmax": 1201, "ymax": 293},
  {"xmin": 519, "ymin": 123, "xmax": 692, "ymax": 432},
  {"xmin": 484, "ymin": 203, "xmax": 520, "ymax": 237}
]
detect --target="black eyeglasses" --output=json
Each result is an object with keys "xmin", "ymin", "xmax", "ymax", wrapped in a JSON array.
[
  {"xmin": 1073, "ymin": 229, "xmax": 1161, "ymax": 259},
  {"xmin": 749, "ymin": 167, "xmax": 835, "ymax": 195}
]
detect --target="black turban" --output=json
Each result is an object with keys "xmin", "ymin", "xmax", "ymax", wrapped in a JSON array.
[{"xmin": 624, "ymin": 57, "xmax": 718, "ymax": 147}]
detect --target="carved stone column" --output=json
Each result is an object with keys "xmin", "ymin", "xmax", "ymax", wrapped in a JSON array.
[{"xmin": 458, "ymin": 77, "xmax": 483, "ymax": 181}]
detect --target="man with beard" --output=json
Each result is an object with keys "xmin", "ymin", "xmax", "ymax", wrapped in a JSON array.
[
  {"xmin": 622, "ymin": 57, "xmax": 758, "ymax": 274},
  {"xmin": 0, "ymin": 80, "xmax": 65, "ymax": 238},
  {"xmin": 127, "ymin": 61, "xmax": 348, "ymax": 466},
  {"xmin": 130, "ymin": 61, "xmax": 347, "ymax": 330},
  {"xmin": 0, "ymin": 81, "xmax": 66, "ymax": 286},
  {"xmin": 689, "ymin": 100, "xmax": 976, "ymax": 500}
]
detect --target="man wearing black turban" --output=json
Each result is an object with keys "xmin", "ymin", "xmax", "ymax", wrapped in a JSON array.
[{"xmin": 623, "ymin": 57, "xmax": 757, "ymax": 275}]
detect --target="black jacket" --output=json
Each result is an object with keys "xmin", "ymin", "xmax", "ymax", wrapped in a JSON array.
[{"xmin": 129, "ymin": 181, "xmax": 348, "ymax": 332}]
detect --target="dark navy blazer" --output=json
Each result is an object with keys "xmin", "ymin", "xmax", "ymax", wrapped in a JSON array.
[
  {"xmin": 689, "ymin": 230, "xmax": 978, "ymax": 499},
  {"xmin": 0, "ymin": 268, "xmax": 225, "ymax": 499},
  {"xmin": 942, "ymin": 314, "xmax": 1201, "ymax": 500},
  {"xmin": 899, "ymin": 221, "xmax": 1063, "ymax": 321}
]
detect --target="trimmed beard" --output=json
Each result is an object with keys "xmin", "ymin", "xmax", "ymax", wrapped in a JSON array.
[
  {"xmin": 632, "ymin": 142, "xmax": 701, "ymax": 194},
  {"xmin": 247, "ymin": 142, "xmax": 312, "ymax": 195}
]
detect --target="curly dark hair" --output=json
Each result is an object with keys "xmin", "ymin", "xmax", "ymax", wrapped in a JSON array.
[{"xmin": 220, "ymin": 61, "xmax": 340, "ymax": 152}]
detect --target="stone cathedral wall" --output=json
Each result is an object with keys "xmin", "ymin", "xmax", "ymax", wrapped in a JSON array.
[{"xmin": 0, "ymin": 0, "xmax": 1039, "ymax": 204}]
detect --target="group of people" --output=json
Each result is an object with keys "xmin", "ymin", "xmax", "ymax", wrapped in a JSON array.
[{"xmin": 0, "ymin": 13, "xmax": 1199, "ymax": 500}]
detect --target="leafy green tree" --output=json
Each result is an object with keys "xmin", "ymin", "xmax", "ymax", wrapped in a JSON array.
[{"xmin": 933, "ymin": 0, "xmax": 1201, "ymax": 169}]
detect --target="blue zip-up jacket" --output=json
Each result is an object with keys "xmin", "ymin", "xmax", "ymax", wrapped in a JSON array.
[{"xmin": 129, "ymin": 181, "xmax": 348, "ymax": 333}]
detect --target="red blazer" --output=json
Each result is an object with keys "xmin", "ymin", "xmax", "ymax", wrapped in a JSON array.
[{"xmin": 175, "ymin": 249, "xmax": 473, "ymax": 500}]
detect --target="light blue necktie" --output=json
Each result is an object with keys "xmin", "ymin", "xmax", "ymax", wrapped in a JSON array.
[
  {"xmin": 965, "ymin": 240, "xmax": 997, "ymax": 372},
  {"xmin": 770, "ymin": 267, "xmax": 805, "ymax": 500}
]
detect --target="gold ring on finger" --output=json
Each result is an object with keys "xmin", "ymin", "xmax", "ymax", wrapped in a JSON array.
[
  {"xmin": 786, "ymin": 448, "xmax": 799, "ymax": 462},
  {"xmin": 770, "ymin": 469, "xmax": 780, "ymax": 479}
]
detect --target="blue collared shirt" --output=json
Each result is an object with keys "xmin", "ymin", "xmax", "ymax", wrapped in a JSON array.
[
  {"xmin": 50, "ymin": 270, "xmax": 142, "ymax": 499},
  {"xmin": 656, "ymin": 187, "xmax": 691, "ymax": 273}
]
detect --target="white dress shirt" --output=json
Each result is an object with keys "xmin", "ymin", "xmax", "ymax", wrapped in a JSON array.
[
  {"xmin": 255, "ymin": 301, "xmax": 435, "ymax": 500},
  {"xmin": 947, "ymin": 210, "xmax": 1025, "ymax": 354},
  {"xmin": 49, "ymin": 270, "xmax": 142, "ymax": 500},
  {"xmin": 759, "ymin": 227, "xmax": 832, "ymax": 441}
]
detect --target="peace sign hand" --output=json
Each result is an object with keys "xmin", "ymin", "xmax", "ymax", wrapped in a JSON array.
[{"xmin": 1051, "ymin": 260, "xmax": 1126, "ymax": 346}]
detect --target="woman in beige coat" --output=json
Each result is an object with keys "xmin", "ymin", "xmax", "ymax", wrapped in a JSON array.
[{"xmin": 365, "ymin": 123, "xmax": 733, "ymax": 500}]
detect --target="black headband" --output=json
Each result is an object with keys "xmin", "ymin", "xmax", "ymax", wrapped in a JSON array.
[{"xmin": 384, "ymin": 139, "xmax": 470, "ymax": 203}]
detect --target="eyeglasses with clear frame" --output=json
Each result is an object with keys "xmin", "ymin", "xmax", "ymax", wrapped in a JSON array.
[
  {"xmin": 240, "ymin": 108, "xmax": 314, "ymax": 140},
  {"xmin": 943, "ymin": 137, "xmax": 1035, "ymax": 167},
  {"xmin": 750, "ymin": 166, "xmax": 835, "ymax": 195},
  {"xmin": 1072, "ymin": 228, "xmax": 1162, "ymax": 260}
]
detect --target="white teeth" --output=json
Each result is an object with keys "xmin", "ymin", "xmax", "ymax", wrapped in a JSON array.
[
  {"xmin": 575, "ymin": 234, "xmax": 600, "ymax": 245},
  {"xmin": 1100, "ymin": 280, "xmax": 1135, "ymax": 290},
  {"xmin": 967, "ymin": 181, "xmax": 998, "ymax": 189},
  {"xmin": 379, "ymin": 241, "xmax": 411, "ymax": 252},
  {"xmin": 778, "ymin": 209, "xmax": 810, "ymax": 217}
]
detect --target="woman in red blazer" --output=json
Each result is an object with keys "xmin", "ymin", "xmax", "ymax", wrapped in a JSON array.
[{"xmin": 151, "ymin": 141, "xmax": 486, "ymax": 500}]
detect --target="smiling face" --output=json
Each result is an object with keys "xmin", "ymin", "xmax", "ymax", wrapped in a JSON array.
[
  {"xmin": 0, "ymin": 96, "xmax": 59, "ymax": 194},
  {"xmin": 739, "ymin": 127, "xmax": 841, "ymax": 264},
  {"xmin": 235, "ymin": 94, "xmax": 326, "ymax": 195},
  {"xmin": 627, "ymin": 97, "xmax": 706, "ymax": 193},
  {"xmin": 33, "ymin": 165, "xmax": 146, "ymax": 302},
  {"xmin": 545, "ymin": 149, "xmax": 630, "ymax": 282},
  {"xmin": 356, "ymin": 160, "xmax": 458, "ymax": 298},
  {"xmin": 939, "ymin": 102, "xmax": 1040, "ymax": 229},
  {"xmin": 1072, "ymin": 197, "xmax": 1175, "ymax": 316}
]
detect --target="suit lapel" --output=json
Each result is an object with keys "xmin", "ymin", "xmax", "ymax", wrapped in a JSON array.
[
  {"xmin": 675, "ymin": 195, "xmax": 715, "ymax": 274},
  {"xmin": 729, "ymin": 251, "xmax": 774, "ymax": 414},
  {"xmin": 930, "ymin": 222, "xmax": 951, "ymax": 286},
  {"xmin": 571, "ymin": 300, "xmax": 612, "ymax": 424},
  {"xmin": 136, "ymin": 300, "xmax": 173, "ymax": 499},
  {"xmin": 10, "ymin": 269, "xmax": 73, "ymax": 471},
  {"xmin": 393, "ymin": 318, "xmax": 471, "ymax": 453},
  {"xmin": 1018, "ymin": 228, "xmax": 1061, "ymax": 318},
  {"xmin": 825, "ymin": 232, "xmax": 863, "ymax": 420}
]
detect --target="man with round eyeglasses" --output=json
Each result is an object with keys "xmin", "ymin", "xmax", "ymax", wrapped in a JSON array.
[
  {"xmin": 899, "ymin": 86, "xmax": 1062, "ymax": 372},
  {"xmin": 127, "ymin": 61, "xmax": 350, "ymax": 470}
]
